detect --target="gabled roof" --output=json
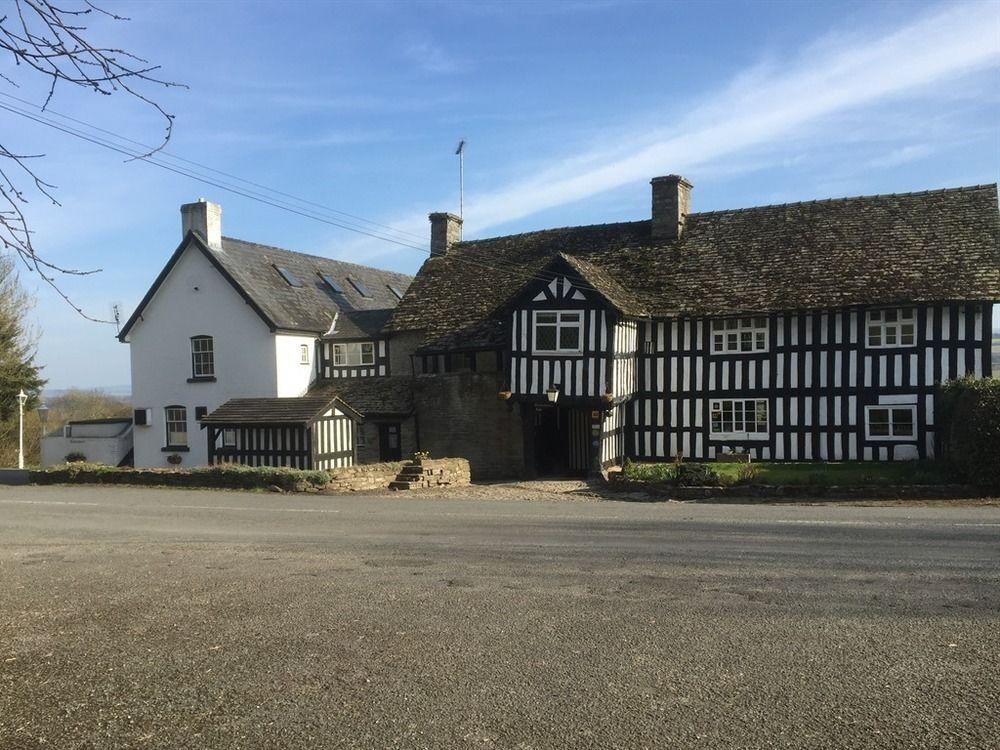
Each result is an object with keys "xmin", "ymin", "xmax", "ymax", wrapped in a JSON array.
[
  {"xmin": 387, "ymin": 184, "xmax": 1000, "ymax": 350},
  {"xmin": 120, "ymin": 232, "xmax": 413, "ymax": 339},
  {"xmin": 201, "ymin": 396, "xmax": 361, "ymax": 425}
]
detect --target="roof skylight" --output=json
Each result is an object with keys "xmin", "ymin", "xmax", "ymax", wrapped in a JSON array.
[
  {"xmin": 388, "ymin": 284, "xmax": 404, "ymax": 300},
  {"xmin": 348, "ymin": 276, "xmax": 373, "ymax": 298},
  {"xmin": 320, "ymin": 273, "xmax": 345, "ymax": 293},
  {"xmin": 274, "ymin": 265, "xmax": 301, "ymax": 287}
]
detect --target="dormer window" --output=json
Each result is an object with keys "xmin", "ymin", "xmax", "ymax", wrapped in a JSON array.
[
  {"xmin": 867, "ymin": 308, "xmax": 915, "ymax": 348},
  {"xmin": 348, "ymin": 276, "xmax": 372, "ymax": 298},
  {"xmin": 275, "ymin": 265, "xmax": 301, "ymax": 287},
  {"xmin": 711, "ymin": 317, "xmax": 768, "ymax": 354},
  {"xmin": 190, "ymin": 336, "xmax": 215, "ymax": 379}
]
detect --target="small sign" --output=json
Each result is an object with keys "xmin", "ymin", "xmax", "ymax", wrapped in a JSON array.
[{"xmin": 591, "ymin": 410, "xmax": 601, "ymax": 421}]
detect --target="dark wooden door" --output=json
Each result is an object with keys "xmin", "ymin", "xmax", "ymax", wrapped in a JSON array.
[{"xmin": 378, "ymin": 423, "xmax": 402, "ymax": 462}]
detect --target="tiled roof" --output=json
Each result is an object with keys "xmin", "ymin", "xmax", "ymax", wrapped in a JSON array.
[
  {"xmin": 388, "ymin": 184, "xmax": 1000, "ymax": 349},
  {"xmin": 308, "ymin": 376, "xmax": 414, "ymax": 417},
  {"xmin": 120, "ymin": 233, "xmax": 413, "ymax": 339},
  {"xmin": 324, "ymin": 309, "xmax": 395, "ymax": 340},
  {"xmin": 214, "ymin": 237, "xmax": 413, "ymax": 333},
  {"xmin": 202, "ymin": 396, "xmax": 357, "ymax": 424}
]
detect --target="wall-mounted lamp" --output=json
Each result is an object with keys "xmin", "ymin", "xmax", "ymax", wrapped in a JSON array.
[
  {"xmin": 545, "ymin": 385, "xmax": 560, "ymax": 404},
  {"xmin": 497, "ymin": 390, "xmax": 512, "ymax": 401}
]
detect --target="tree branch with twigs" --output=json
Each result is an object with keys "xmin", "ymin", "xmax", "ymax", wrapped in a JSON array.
[{"xmin": 0, "ymin": 0, "xmax": 183, "ymax": 322}]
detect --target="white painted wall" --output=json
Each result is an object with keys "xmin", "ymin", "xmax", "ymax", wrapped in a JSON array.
[
  {"xmin": 41, "ymin": 422, "xmax": 133, "ymax": 467},
  {"xmin": 125, "ymin": 242, "xmax": 284, "ymax": 468},
  {"xmin": 275, "ymin": 333, "xmax": 317, "ymax": 397}
]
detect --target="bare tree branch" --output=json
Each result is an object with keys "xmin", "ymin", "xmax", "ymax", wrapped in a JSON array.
[{"xmin": 0, "ymin": 0, "xmax": 184, "ymax": 321}]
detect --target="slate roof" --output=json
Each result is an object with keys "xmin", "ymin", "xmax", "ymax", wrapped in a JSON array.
[
  {"xmin": 120, "ymin": 232, "xmax": 413, "ymax": 339},
  {"xmin": 308, "ymin": 376, "xmax": 414, "ymax": 417},
  {"xmin": 201, "ymin": 396, "xmax": 358, "ymax": 425},
  {"xmin": 387, "ymin": 184, "xmax": 1000, "ymax": 350}
]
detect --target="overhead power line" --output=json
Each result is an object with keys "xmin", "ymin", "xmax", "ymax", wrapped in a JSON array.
[{"xmin": 0, "ymin": 96, "xmax": 612, "ymax": 298}]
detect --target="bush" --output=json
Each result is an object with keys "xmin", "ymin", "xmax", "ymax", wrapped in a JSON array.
[
  {"xmin": 64, "ymin": 451, "xmax": 87, "ymax": 463},
  {"xmin": 674, "ymin": 463, "xmax": 719, "ymax": 486},
  {"xmin": 938, "ymin": 378, "xmax": 1000, "ymax": 490},
  {"xmin": 30, "ymin": 463, "xmax": 332, "ymax": 492}
]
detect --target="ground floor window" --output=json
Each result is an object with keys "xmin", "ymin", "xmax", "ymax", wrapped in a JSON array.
[
  {"xmin": 221, "ymin": 428, "xmax": 237, "ymax": 448},
  {"xmin": 164, "ymin": 406, "xmax": 188, "ymax": 448},
  {"xmin": 710, "ymin": 398, "xmax": 768, "ymax": 439},
  {"xmin": 865, "ymin": 405, "xmax": 916, "ymax": 440}
]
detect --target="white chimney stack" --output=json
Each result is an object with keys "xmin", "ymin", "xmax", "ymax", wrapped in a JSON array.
[{"xmin": 181, "ymin": 199, "xmax": 222, "ymax": 249}]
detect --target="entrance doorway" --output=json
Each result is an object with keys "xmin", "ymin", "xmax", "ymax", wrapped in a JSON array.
[
  {"xmin": 378, "ymin": 423, "xmax": 402, "ymax": 461},
  {"xmin": 533, "ymin": 406, "xmax": 590, "ymax": 477}
]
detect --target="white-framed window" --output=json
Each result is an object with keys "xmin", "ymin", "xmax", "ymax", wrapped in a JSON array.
[
  {"xmin": 333, "ymin": 342, "xmax": 375, "ymax": 366},
  {"xmin": 865, "ymin": 405, "xmax": 916, "ymax": 440},
  {"xmin": 866, "ymin": 307, "xmax": 915, "ymax": 348},
  {"xmin": 710, "ymin": 398, "xmax": 769, "ymax": 439},
  {"xmin": 164, "ymin": 406, "xmax": 188, "ymax": 448},
  {"xmin": 299, "ymin": 344, "xmax": 310, "ymax": 365},
  {"xmin": 190, "ymin": 336, "xmax": 215, "ymax": 378},
  {"xmin": 711, "ymin": 317, "xmax": 768, "ymax": 354},
  {"xmin": 221, "ymin": 428, "xmax": 237, "ymax": 448},
  {"xmin": 533, "ymin": 310, "xmax": 583, "ymax": 355}
]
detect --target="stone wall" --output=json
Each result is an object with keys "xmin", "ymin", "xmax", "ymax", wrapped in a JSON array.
[
  {"xmin": 412, "ymin": 371, "xmax": 525, "ymax": 479},
  {"xmin": 325, "ymin": 457, "xmax": 470, "ymax": 492},
  {"xmin": 354, "ymin": 417, "xmax": 418, "ymax": 465}
]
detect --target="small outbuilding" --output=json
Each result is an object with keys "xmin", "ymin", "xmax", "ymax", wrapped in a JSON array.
[{"xmin": 201, "ymin": 396, "xmax": 360, "ymax": 470}]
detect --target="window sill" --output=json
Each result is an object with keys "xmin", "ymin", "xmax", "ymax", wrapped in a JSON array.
[
  {"xmin": 863, "ymin": 435, "xmax": 917, "ymax": 442},
  {"xmin": 709, "ymin": 433, "xmax": 769, "ymax": 441},
  {"xmin": 531, "ymin": 351, "xmax": 584, "ymax": 357},
  {"xmin": 187, "ymin": 376, "xmax": 216, "ymax": 383},
  {"xmin": 162, "ymin": 446, "xmax": 190, "ymax": 452}
]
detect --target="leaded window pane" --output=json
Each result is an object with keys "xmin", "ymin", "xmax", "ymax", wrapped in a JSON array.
[
  {"xmin": 535, "ymin": 325, "xmax": 557, "ymax": 351},
  {"xmin": 891, "ymin": 408, "xmax": 914, "ymax": 436},
  {"xmin": 559, "ymin": 326, "xmax": 580, "ymax": 350},
  {"xmin": 868, "ymin": 408, "xmax": 890, "ymax": 436}
]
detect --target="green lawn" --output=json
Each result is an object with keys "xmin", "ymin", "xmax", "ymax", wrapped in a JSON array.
[{"xmin": 621, "ymin": 460, "xmax": 952, "ymax": 487}]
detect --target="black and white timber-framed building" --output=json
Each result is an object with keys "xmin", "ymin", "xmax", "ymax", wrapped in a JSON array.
[{"xmin": 386, "ymin": 176, "xmax": 999, "ymax": 477}]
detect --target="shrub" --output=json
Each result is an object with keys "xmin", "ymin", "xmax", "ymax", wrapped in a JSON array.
[
  {"xmin": 674, "ymin": 463, "xmax": 719, "ymax": 486},
  {"xmin": 938, "ymin": 378, "xmax": 1000, "ymax": 490},
  {"xmin": 736, "ymin": 463, "xmax": 760, "ymax": 485},
  {"xmin": 621, "ymin": 461, "xmax": 676, "ymax": 482},
  {"xmin": 64, "ymin": 451, "xmax": 87, "ymax": 463},
  {"xmin": 30, "ymin": 463, "xmax": 332, "ymax": 492}
]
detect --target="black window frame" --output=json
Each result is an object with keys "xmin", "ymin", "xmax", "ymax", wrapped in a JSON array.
[
  {"xmin": 347, "ymin": 276, "xmax": 373, "ymax": 298},
  {"xmin": 275, "ymin": 265, "xmax": 302, "ymax": 287},
  {"xmin": 319, "ymin": 273, "xmax": 345, "ymax": 293}
]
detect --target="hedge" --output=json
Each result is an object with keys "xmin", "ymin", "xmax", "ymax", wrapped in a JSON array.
[
  {"xmin": 938, "ymin": 377, "xmax": 1000, "ymax": 490},
  {"xmin": 30, "ymin": 463, "xmax": 332, "ymax": 492}
]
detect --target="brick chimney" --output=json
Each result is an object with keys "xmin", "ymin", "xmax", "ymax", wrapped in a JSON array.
[
  {"xmin": 181, "ymin": 199, "xmax": 222, "ymax": 249},
  {"xmin": 429, "ymin": 212, "xmax": 462, "ymax": 257},
  {"xmin": 650, "ymin": 175, "xmax": 692, "ymax": 241}
]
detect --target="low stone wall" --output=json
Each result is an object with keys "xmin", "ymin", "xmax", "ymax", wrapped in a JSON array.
[
  {"xmin": 606, "ymin": 475, "xmax": 981, "ymax": 501},
  {"xmin": 325, "ymin": 461, "xmax": 405, "ymax": 492},
  {"xmin": 325, "ymin": 458, "xmax": 471, "ymax": 493}
]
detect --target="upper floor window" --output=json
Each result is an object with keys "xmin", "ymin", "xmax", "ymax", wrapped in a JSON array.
[
  {"xmin": 710, "ymin": 398, "xmax": 768, "ymax": 439},
  {"xmin": 865, "ymin": 404, "xmax": 916, "ymax": 440},
  {"xmin": 867, "ymin": 308, "xmax": 915, "ymax": 348},
  {"xmin": 164, "ymin": 405, "xmax": 188, "ymax": 448},
  {"xmin": 191, "ymin": 336, "xmax": 215, "ymax": 378},
  {"xmin": 333, "ymin": 342, "xmax": 375, "ymax": 366},
  {"xmin": 533, "ymin": 311, "xmax": 582, "ymax": 355},
  {"xmin": 711, "ymin": 317, "xmax": 768, "ymax": 354},
  {"xmin": 299, "ymin": 344, "xmax": 310, "ymax": 365}
]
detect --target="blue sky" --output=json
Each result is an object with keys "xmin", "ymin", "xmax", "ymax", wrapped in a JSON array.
[{"xmin": 7, "ymin": 0, "xmax": 999, "ymax": 390}]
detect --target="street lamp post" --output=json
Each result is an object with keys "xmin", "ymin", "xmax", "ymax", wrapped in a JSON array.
[{"xmin": 16, "ymin": 390, "xmax": 27, "ymax": 470}]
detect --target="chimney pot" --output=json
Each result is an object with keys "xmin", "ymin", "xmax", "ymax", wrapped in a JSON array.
[
  {"xmin": 650, "ymin": 175, "xmax": 692, "ymax": 241},
  {"xmin": 181, "ymin": 199, "xmax": 222, "ymax": 249},
  {"xmin": 429, "ymin": 212, "xmax": 463, "ymax": 257}
]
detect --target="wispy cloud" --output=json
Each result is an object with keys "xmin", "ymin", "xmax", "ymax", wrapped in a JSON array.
[
  {"xmin": 866, "ymin": 144, "xmax": 934, "ymax": 169},
  {"xmin": 334, "ymin": 0, "xmax": 999, "ymax": 267},
  {"xmin": 402, "ymin": 38, "xmax": 466, "ymax": 75}
]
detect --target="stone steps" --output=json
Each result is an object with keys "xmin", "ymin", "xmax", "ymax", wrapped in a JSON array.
[{"xmin": 389, "ymin": 461, "xmax": 455, "ymax": 491}]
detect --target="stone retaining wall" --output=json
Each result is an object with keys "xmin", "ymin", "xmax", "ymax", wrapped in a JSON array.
[{"xmin": 326, "ymin": 458, "xmax": 471, "ymax": 493}]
